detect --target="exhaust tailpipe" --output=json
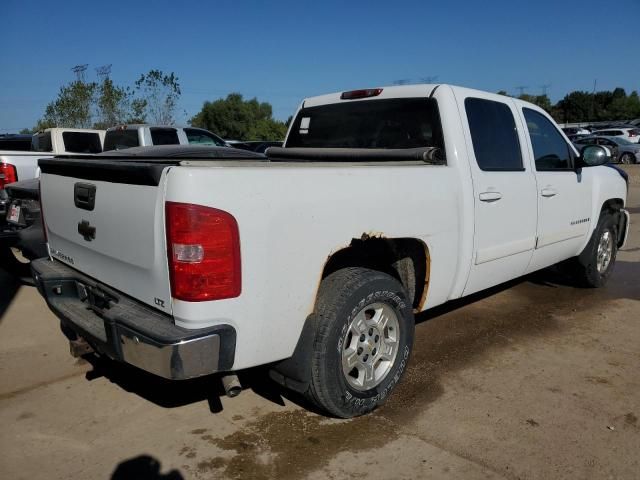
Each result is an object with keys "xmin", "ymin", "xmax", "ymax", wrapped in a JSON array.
[{"xmin": 221, "ymin": 374, "xmax": 242, "ymax": 398}]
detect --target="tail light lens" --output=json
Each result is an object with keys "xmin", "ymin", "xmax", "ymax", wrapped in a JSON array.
[
  {"xmin": 165, "ymin": 202, "xmax": 241, "ymax": 302},
  {"xmin": 0, "ymin": 163, "xmax": 18, "ymax": 189}
]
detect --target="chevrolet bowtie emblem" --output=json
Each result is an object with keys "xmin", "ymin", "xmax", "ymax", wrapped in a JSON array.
[{"xmin": 78, "ymin": 220, "xmax": 96, "ymax": 241}]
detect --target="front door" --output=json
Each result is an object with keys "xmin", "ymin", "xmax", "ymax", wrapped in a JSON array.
[
  {"xmin": 518, "ymin": 107, "xmax": 593, "ymax": 272},
  {"xmin": 456, "ymin": 93, "xmax": 538, "ymax": 295}
]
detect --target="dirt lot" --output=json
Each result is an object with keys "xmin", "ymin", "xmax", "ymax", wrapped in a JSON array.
[{"xmin": 1, "ymin": 169, "xmax": 639, "ymax": 480}]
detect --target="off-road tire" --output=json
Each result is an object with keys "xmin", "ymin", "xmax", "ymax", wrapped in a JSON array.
[
  {"xmin": 307, "ymin": 267, "xmax": 414, "ymax": 418},
  {"xmin": 564, "ymin": 212, "xmax": 618, "ymax": 287}
]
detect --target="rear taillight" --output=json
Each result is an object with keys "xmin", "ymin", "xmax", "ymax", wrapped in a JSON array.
[
  {"xmin": 165, "ymin": 202, "xmax": 241, "ymax": 302},
  {"xmin": 0, "ymin": 163, "xmax": 17, "ymax": 189}
]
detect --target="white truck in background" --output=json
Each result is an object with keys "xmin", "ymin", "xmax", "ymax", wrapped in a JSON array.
[
  {"xmin": 102, "ymin": 125, "xmax": 229, "ymax": 151},
  {"xmin": 33, "ymin": 84, "xmax": 629, "ymax": 418},
  {"xmin": 0, "ymin": 128, "xmax": 105, "ymax": 190}
]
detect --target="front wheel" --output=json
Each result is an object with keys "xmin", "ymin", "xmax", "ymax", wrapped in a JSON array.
[
  {"xmin": 564, "ymin": 212, "xmax": 618, "ymax": 287},
  {"xmin": 620, "ymin": 153, "xmax": 634, "ymax": 165},
  {"xmin": 308, "ymin": 267, "xmax": 414, "ymax": 418}
]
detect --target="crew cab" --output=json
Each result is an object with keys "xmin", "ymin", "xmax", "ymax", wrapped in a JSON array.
[
  {"xmin": 103, "ymin": 124, "xmax": 228, "ymax": 151},
  {"xmin": 32, "ymin": 85, "xmax": 629, "ymax": 418}
]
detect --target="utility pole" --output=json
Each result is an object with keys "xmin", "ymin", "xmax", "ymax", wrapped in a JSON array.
[
  {"xmin": 71, "ymin": 64, "xmax": 88, "ymax": 82},
  {"xmin": 515, "ymin": 85, "xmax": 528, "ymax": 96},
  {"xmin": 539, "ymin": 83, "xmax": 551, "ymax": 96},
  {"xmin": 392, "ymin": 79, "xmax": 411, "ymax": 85},
  {"xmin": 95, "ymin": 64, "xmax": 112, "ymax": 81}
]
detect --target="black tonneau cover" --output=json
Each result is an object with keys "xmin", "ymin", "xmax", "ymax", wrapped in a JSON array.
[
  {"xmin": 267, "ymin": 147, "xmax": 444, "ymax": 164},
  {"xmin": 38, "ymin": 157, "xmax": 179, "ymax": 186}
]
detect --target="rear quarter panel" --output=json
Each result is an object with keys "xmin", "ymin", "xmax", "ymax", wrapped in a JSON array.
[{"xmin": 166, "ymin": 163, "xmax": 463, "ymax": 369}]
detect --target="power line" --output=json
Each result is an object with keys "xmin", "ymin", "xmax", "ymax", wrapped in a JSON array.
[{"xmin": 515, "ymin": 85, "xmax": 528, "ymax": 96}]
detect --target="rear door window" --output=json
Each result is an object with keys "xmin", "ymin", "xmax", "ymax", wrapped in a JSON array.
[
  {"xmin": 184, "ymin": 128, "xmax": 226, "ymax": 146},
  {"xmin": 523, "ymin": 108, "xmax": 572, "ymax": 170},
  {"xmin": 465, "ymin": 98, "xmax": 523, "ymax": 171},
  {"xmin": 150, "ymin": 128, "xmax": 179, "ymax": 145},
  {"xmin": 103, "ymin": 130, "xmax": 139, "ymax": 151},
  {"xmin": 32, "ymin": 132, "xmax": 53, "ymax": 152},
  {"xmin": 286, "ymin": 98, "xmax": 445, "ymax": 155},
  {"xmin": 62, "ymin": 132, "xmax": 102, "ymax": 153}
]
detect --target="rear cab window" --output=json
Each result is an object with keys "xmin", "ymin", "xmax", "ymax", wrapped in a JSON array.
[
  {"xmin": 285, "ymin": 97, "xmax": 445, "ymax": 160},
  {"xmin": 150, "ymin": 128, "xmax": 179, "ymax": 145},
  {"xmin": 62, "ymin": 132, "xmax": 102, "ymax": 153},
  {"xmin": 104, "ymin": 129, "xmax": 140, "ymax": 151},
  {"xmin": 184, "ymin": 128, "xmax": 226, "ymax": 146}
]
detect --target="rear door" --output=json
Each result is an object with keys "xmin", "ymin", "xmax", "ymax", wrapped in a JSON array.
[
  {"xmin": 456, "ymin": 92, "xmax": 538, "ymax": 295},
  {"xmin": 39, "ymin": 158, "xmax": 175, "ymax": 313}
]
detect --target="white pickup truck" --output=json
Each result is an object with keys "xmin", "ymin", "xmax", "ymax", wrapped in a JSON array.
[
  {"xmin": 102, "ymin": 124, "xmax": 228, "ymax": 151},
  {"xmin": 0, "ymin": 128, "xmax": 105, "ymax": 190},
  {"xmin": 32, "ymin": 84, "xmax": 629, "ymax": 418}
]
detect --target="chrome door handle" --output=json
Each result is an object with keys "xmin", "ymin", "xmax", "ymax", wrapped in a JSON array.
[
  {"xmin": 479, "ymin": 192, "xmax": 503, "ymax": 202},
  {"xmin": 541, "ymin": 188, "xmax": 558, "ymax": 198}
]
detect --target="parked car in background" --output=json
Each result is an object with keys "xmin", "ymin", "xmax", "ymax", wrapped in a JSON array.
[
  {"xmin": 103, "ymin": 125, "xmax": 229, "ymax": 151},
  {"xmin": 573, "ymin": 136, "xmax": 640, "ymax": 164},
  {"xmin": 562, "ymin": 126, "xmax": 590, "ymax": 136},
  {"xmin": 590, "ymin": 127, "xmax": 640, "ymax": 143},
  {"xmin": 0, "ymin": 134, "xmax": 32, "ymax": 151}
]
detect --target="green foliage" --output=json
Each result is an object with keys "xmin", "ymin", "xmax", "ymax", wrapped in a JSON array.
[
  {"xmin": 38, "ymin": 80, "xmax": 97, "ymax": 129},
  {"xmin": 554, "ymin": 88, "xmax": 640, "ymax": 123},
  {"xmin": 32, "ymin": 67, "xmax": 182, "ymax": 130},
  {"xmin": 93, "ymin": 78, "xmax": 134, "ymax": 129},
  {"xmin": 19, "ymin": 127, "xmax": 35, "ymax": 134},
  {"xmin": 190, "ymin": 93, "xmax": 287, "ymax": 140},
  {"xmin": 134, "ymin": 70, "xmax": 181, "ymax": 125}
]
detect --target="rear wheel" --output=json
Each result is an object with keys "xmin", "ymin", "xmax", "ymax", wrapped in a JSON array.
[{"xmin": 307, "ymin": 267, "xmax": 414, "ymax": 418}]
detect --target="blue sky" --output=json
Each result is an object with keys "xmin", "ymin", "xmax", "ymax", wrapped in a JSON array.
[{"xmin": 2, "ymin": 0, "xmax": 639, "ymax": 133}]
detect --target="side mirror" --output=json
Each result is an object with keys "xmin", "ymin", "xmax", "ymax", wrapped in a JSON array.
[{"xmin": 578, "ymin": 145, "xmax": 611, "ymax": 168}]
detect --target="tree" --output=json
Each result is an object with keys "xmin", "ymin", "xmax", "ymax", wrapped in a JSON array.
[
  {"xmin": 190, "ymin": 93, "xmax": 287, "ymax": 140},
  {"xmin": 37, "ymin": 80, "xmax": 97, "ymax": 129},
  {"xmin": 94, "ymin": 78, "xmax": 133, "ymax": 129},
  {"xmin": 134, "ymin": 70, "xmax": 181, "ymax": 125}
]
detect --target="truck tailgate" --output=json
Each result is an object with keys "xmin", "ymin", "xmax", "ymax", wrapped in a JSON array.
[{"xmin": 38, "ymin": 158, "xmax": 176, "ymax": 314}]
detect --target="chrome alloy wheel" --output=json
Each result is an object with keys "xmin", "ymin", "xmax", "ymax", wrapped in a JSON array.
[
  {"xmin": 596, "ymin": 229, "xmax": 613, "ymax": 274},
  {"xmin": 341, "ymin": 302, "xmax": 400, "ymax": 391}
]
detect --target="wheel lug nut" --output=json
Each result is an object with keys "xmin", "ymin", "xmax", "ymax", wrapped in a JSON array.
[
  {"xmin": 372, "ymin": 348, "xmax": 377, "ymax": 356},
  {"xmin": 359, "ymin": 334, "xmax": 365, "ymax": 342},
  {"xmin": 368, "ymin": 328, "xmax": 373, "ymax": 336},
  {"xmin": 357, "ymin": 347, "xmax": 363, "ymax": 355},
  {"xmin": 363, "ymin": 354, "xmax": 369, "ymax": 362},
  {"xmin": 375, "ymin": 335, "xmax": 379, "ymax": 342}
]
